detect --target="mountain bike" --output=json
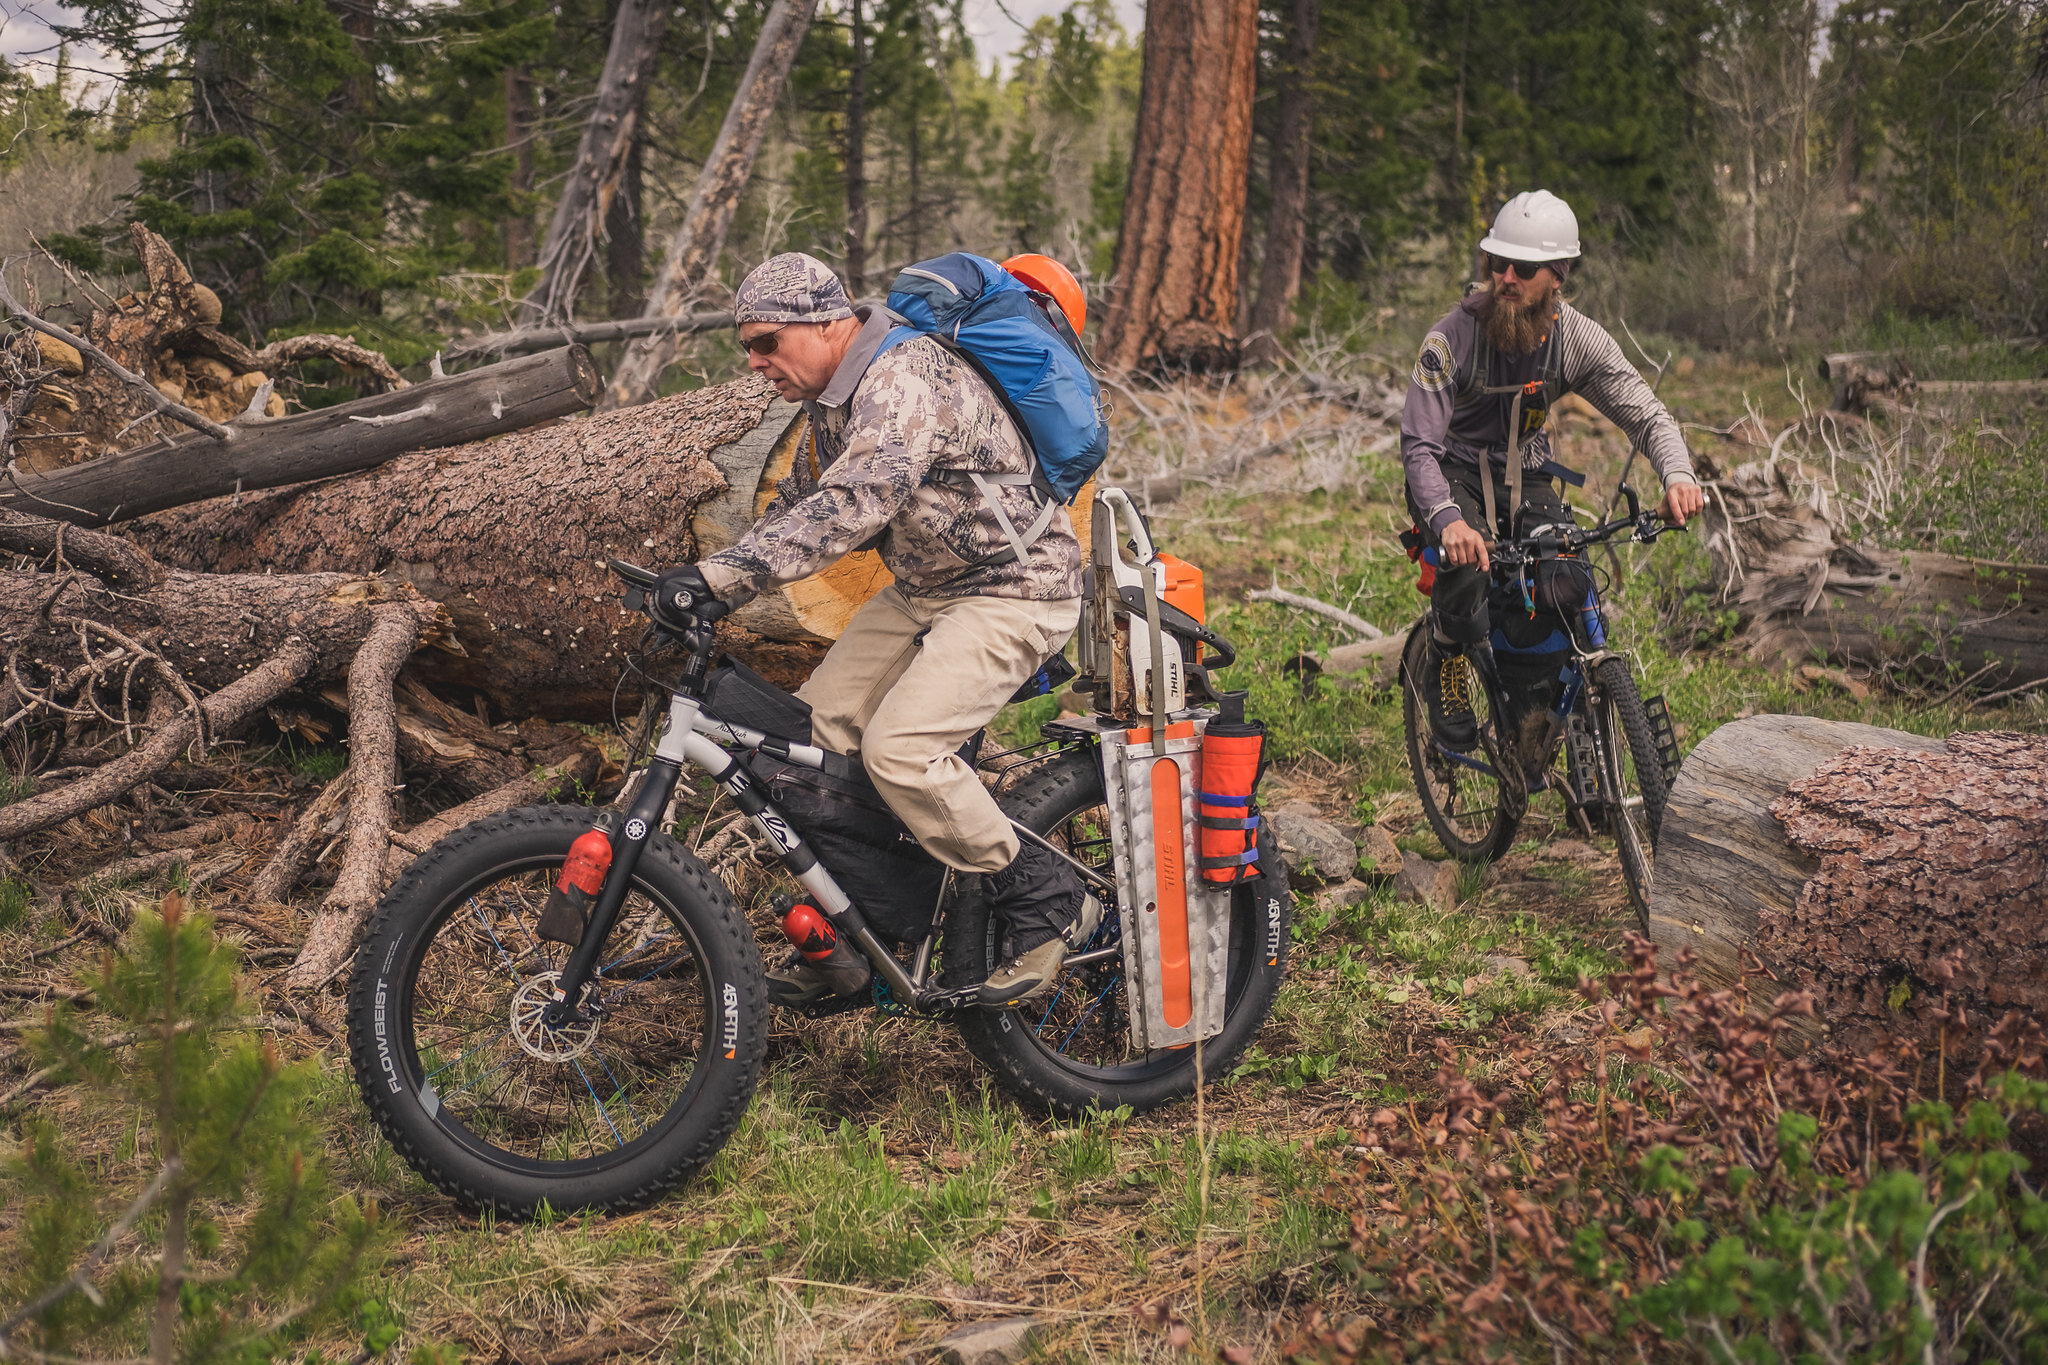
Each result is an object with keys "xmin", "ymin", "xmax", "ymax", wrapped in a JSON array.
[
  {"xmin": 346, "ymin": 560, "xmax": 1289, "ymax": 1215},
  {"xmin": 1400, "ymin": 484, "xmax": 1684, "ymax": 926}
]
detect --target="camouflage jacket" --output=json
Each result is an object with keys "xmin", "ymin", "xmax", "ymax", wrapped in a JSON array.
[{"xmin": 699, "ymin": 307, "xmax": 1083, "ymax": 605}]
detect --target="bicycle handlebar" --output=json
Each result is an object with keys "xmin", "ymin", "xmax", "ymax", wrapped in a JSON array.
[{"xmin": 1487, "ymin": 482, "xmax": 1686, "ymax": 569}]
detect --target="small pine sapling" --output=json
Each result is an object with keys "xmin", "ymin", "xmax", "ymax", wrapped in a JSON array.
[{"xmin": 0, "ymin": 891, "xmax": 391, "ymax": 1364}]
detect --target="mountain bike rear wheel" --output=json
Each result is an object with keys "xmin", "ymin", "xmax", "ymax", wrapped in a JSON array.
[
  {"xmin": 346, "ymin": 805, "xmax": 767, "ymax": 1215},
  {"xmin": 1401, "ymin": 622, "xmax": 1521, "ymax": 862},
  {"xmin": 944, "ymin": 748, "xmax": 1288, "ymax": 1116}
]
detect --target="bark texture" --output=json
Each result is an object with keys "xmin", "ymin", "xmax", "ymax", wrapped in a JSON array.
[
  {"xmin": 1097, "ymin": 0, "xmax": 1260, "ymax": 375},
  {"xmin": 1763, "ymin": 729, "xmax": 2048, "ymax": 1058},
  {"xmin": 1700, "ymin": 455, "xmax": 2048, "ymax": 687},
  {"xmin": 4, "ymin": 346, "xmax": 600, "ymax": 526},
  {"xmin": 521, "ymin": 0, "xmax": 670, "ymax": 326},
  {"xmin": 1651, "ymin": 713, "xmax": 2046, "ymax": 1061},
  {"xmin": 1244, "ymin": 0, "xmax": 1318, "ymax": 364},
  {"xmin": 127, "ymin": 377, "xmax": 819, "ymax": 716},
  {"xmin": 288, "ymin": 605, "xmax": 422, "ymax": 989},
  {"xmin": 603, "ymin": 0, "xmax": 821, "ymax": 410}
]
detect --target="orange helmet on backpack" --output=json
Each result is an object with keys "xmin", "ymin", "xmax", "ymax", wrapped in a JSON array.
[{"xmin": 1001, "ymin": 253, "xmax": 1087, "ymax": 336}]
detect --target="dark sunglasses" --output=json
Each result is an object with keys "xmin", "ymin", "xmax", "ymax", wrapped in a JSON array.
[
  {"xmin": 738, "ymin": 324, "xmax": 790, "ymax": 356},
  {"xmin": 1486, "ymin": 254, "xmax": 1550, "ymax": 281}
]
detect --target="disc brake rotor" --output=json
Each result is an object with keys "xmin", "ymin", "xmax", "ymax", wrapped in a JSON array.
[{"xmin": 509, "ymin": 971, "xmax": 600, "ymax": 1061}]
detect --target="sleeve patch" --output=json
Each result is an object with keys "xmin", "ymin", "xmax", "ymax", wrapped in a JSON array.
[{"xmin": 1412, "ymin": 332, "xmax": 1454, "ymax": 393}]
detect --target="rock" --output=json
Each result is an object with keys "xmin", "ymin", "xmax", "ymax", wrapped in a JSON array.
[
  {"xmin": 937, "ymin": 1317, "xmax": 1041, "ymax": 1365},
  {"xmin": 1545, "ymin": 1022, "xmax": 1588, "ymax": 1044},
  {"xmin": 1324, "ymin": 881, "xmax": 1376, "ymax": 909},
  {"xmin": 1537, "ymin": 839, "xmax": 1602, "ymax": 864},
  {"xmin": 1395, "ymin": 850, "xmax": 1458, "ymax": 913},
  {"xmin": 1355, "ymin": 823, "xmax": 1402, "ymax": 880},
  {"xmin": 35, "ymin": 332, "xmax": 83, "ymax": 375},
  {"xmin": 1482, "ymin": 953, "xmax": 1531, "ymax": 978},
  {"xmin": 1323, "ymin": 634, "xmax": 1407, "ymax": 687},
  {"xmin": 1266, "ymin": 802, "xmax": 1358, "ymax": 889}
]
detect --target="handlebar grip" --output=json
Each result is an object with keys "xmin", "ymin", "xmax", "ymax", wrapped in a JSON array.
[{"xmin": 1620, "ymin": 482, "xmax": 1642, "ymax": 522}]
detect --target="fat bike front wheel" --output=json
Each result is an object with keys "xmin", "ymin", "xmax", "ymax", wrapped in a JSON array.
[
  {"xmin": 943, "ymin": 749, "xmax": 1289, "ymax": 1117},
  {"xmin": 346, "ymin": 805, "xmax": 768, "ymax": 1216}
]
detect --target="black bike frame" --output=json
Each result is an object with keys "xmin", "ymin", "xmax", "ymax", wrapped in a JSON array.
[{"xmin": 541, "ymin": 617, "xmax": 1119, "ymax": 1028}]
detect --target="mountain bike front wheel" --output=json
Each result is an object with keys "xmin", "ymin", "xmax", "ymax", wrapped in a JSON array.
[
  {"xmin": 346, "ymin": 805, "xmax": 767, "ymax": 1216},
  {"xmin": 943, "ymin": 748, "xmax": 1289, "ymax": 1117},
  {"xmin": 1401, "ymin": 622, "xmax": 1521, "ymax": 862},
  {"xmin": 1589, "ymin": 658, "xmax": 1670, "ymax": 932}
]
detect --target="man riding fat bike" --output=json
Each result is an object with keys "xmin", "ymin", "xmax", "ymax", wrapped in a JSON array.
[
  {"xmin": 1401, "ymin": 189, "xmax": 1707, "ymax": 751},
  {"xmin": 648, "ymin": 252, "xmax": 1098, "ymax": 1009}
]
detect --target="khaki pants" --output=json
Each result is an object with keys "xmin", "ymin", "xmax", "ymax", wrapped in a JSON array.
[{"xmin": 796, "ymin": 586, "xmax": 1081, "ymax": 873}]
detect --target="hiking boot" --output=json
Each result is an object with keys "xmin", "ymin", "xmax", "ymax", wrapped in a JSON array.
[
  {"xmin": 766, "ymin": 952, "xmax": 871, "ymax": 1008},
  {"xmin": 1423, "ymin": 638, "xmax": 1479, "ymax": 752},
  {"xmin": 979, "ymin": 891, "xmax": 1101, "ymax": 1007}
]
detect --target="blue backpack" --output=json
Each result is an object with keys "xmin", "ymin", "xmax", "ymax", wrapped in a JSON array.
[{"xmin": 874, "ymin": 252, "xmax": 1109, "ymax": 565}]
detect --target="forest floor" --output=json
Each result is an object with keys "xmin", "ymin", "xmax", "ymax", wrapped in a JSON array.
[{"xmin": 3, "ymin": 348, "xmax": 2046, "ymax": 1363}]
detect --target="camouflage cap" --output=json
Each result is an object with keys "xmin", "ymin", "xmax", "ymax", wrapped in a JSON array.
[{"xmin": 733, "ymin": 252, "xmax": 855, "ymax": 325}]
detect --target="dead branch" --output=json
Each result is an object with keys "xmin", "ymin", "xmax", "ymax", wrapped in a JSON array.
[
  {"xmin": 287, "ymin": 606, "xmax": 424, "ymax": 990},
  {"xmin": 446, "ymin": 310, "xmax": 732, "ymax": 361},
  {"xmin": 0, "ymin": 642, "xmax": 317, "ymax": 844},
  {"xmin": 1247, "ymin": 586, "xmax": 1384, "ymax": 640},
  {"xmin": 247, "ymin": 779, "xmax": 349, "ymax": 908}
]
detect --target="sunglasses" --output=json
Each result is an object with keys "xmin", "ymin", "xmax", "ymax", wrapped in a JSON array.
[
  {"xmin": 1486, "ymin": 254, "xmax": 1550, "ymax": 280},
  {"xmin": 739, "ymin": 324, "xmax": 790, "ymax": 356}
]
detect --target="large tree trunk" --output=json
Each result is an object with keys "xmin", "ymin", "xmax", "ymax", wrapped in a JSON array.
[
  {"xmin": 1096, "ymin": 0, "xmax": 1259, "ymax": 376},
  {"xmin": 126, "ymin": 378, "xmax": 876, "ymax": 714},
  {"xmin": 1651, "ymin": 715, "xmax": 2046, "ymax": 1064},
  {"xmin": 843, "ymin": 0, "xmax": 870, "ymax": 296},
  {"xmin": 603, "ymin": 0, "xmax": 821, "ymax": 410},
  {"xmin": 1244, "ymin": 0, "xmax": 1318, "ymax": 365},
  {"xmin": 520, "ymin": 0, "xmax": 671, "ymax": 327},
  {"xmin": 3, "ymin": 347, "xmax": 600, "ymax": 526}
]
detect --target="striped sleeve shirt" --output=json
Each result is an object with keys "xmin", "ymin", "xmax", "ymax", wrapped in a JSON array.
[{"xmin": 1401, "ymin": 297, "xmax": 1697, "ymax": 534}]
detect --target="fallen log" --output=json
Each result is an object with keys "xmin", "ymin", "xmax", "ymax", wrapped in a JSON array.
[
  {"xmin": 2, "ymin": 345, "xmax": 601, "ymax": 525},
  {"xmin": 1650, "ymin": 714, "xmax": 2046, "ymax": 1062},
  {"xmin": 1700, "ymin": 455, "xmax": 2048, "ymax": 689},
  {"xmin": 130, "ymin": 374, "xmax": 1098, "ymax": 714}
]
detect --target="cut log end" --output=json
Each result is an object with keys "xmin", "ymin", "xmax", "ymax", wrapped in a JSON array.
[{"xmin": 1651, "ymin": 714, "xmax": 2046, "ymax": 1063}]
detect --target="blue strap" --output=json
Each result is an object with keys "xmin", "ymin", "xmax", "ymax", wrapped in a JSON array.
[
  {"xmin": 1199, "ymin": 850, "xmax": 1261, "ymax": 869},
  {"xmin": 1199, "ymin": 791, "xmax": 1251, "ymax": 807}
]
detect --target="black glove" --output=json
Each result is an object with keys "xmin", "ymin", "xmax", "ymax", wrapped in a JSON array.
[{"xmin": 649, "ymin": 565, "xmax": 728, "ymax": 631}]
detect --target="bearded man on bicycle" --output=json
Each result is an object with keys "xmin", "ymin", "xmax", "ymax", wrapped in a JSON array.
[
  {"xmin": 1402, "ymin": 190, "xmax": 1706, "ymax": 751},
  {"xmin": 649, "ymin": 252, "xmax": 1097, "ymax": 1008}
]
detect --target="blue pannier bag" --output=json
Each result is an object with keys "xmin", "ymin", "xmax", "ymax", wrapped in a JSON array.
[{"xmin": 874, "ymin": 252, "xmax": 1109, "ymax": 565}]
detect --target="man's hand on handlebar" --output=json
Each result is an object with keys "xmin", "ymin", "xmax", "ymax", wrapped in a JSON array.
[
  {"xmin": 1659, "ymin": 481, "xmax": 1706, "ymax": 527},
  {"xmin": 650, "ymin": 565, "xmax": 729, "ymax": 632},
  {"xmin": 1439, "ymin": 518, "xmax": 1491, "ymax": 572}
]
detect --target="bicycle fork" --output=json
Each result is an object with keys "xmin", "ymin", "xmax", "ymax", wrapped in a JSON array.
[{"xmin": 541, "ymin": 689, "xmax": 923, "ymax": 1029}]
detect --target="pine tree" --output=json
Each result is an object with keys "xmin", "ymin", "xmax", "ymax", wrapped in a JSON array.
[{"xmin": 0, "ymin": 891, "xmax": 392, "ymax": 1365}]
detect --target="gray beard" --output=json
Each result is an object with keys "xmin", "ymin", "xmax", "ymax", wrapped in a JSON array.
[{"xmin": 1480, "ymin": 289, "xmax": 1551, "ymax": 355}]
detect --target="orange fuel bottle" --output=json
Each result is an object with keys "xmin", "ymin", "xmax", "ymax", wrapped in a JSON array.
[{"xmin": 538, "ymin": 829, "xmax": 613, "ymax": 945}]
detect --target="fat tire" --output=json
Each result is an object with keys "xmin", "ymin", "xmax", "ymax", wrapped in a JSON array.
[
  {"xmin": 346, "ymin": 805, "xmax": 767, "ymax": 1216},
  {"xmin": 943, "ymin": 749, "xmax": 1289, "ymax": 1116},
  {"xmin": 1401, "ymin": 623, "xmax": 1520, "ymax": 862},
  {"xmin": 1591, "ymin": 658, "xmax": 1669, "ymax": 930}
]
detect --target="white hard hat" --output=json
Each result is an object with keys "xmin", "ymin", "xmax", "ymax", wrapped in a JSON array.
[{"xmin": 1480, "ymin": 189, "xmax": 1582, "ymax": 263}]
